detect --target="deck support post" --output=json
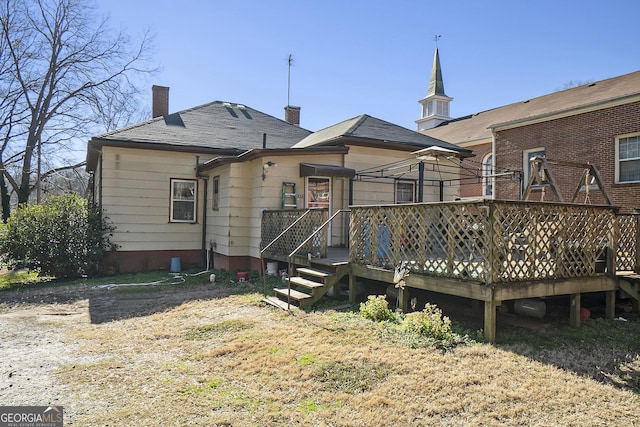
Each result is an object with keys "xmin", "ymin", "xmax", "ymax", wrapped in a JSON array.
[
  {"xmin": 605, "ymin": 290, "xmax": 616, "ymax": 319},
  {"xmin": 348, "ymin": 273, "xmax": 356, "ymax": 303},
  {"xmin": 397, "ymin": 286, "xmax": 410, "ymax": 313},
  {"xmin": 484, "ymin": 300, "xmax": 498, "ymax": 343},
  {"xmin": 570, "ymin": 293, "xmax": 581, "ymax": 327}
]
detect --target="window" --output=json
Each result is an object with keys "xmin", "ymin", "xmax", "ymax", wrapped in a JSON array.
[
  {"xmin": 483, "ymin": 154, "xmax": 493, "ymax": 196},
  {"xmin": 306, "ymin": 177, "xmax": 330, "ymax": 209},
  {"xmin": 617, "ymin": 134, "xmax": 640, "ymax": 183},
  {"xmin": 212, "ymin": 176, "xmax": 219, "ymax": 210},
  {"xmin": 170, "ymin": 179, "xmax": 197, "ymax": 222},
  {"xmin": 523, "ymin": 148, "xmax": 545, "ymax": 185},
  {"xmin": 396, "ymin": 181, "xmax": 415, "ymax": 204}
]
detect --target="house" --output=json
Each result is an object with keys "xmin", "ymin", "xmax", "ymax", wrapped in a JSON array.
[
  {"xmin": 86, "ymin": 86, "xmax": 470, "ymax": 273},
  {"xmin": 418, "ymin": 50, "xmax": 640, "ymax": 213}
]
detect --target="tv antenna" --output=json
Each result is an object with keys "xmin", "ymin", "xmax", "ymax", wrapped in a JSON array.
[{"xmin": 287, "ymin": 54, "xmax": 294, "ymax": 106}]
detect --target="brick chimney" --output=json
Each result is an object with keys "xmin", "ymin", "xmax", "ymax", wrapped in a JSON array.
[
  {"xmin": 284, "ymin": 105, "xmax": 300, "ymax": 126},
  {"xmin": 152, "ymin": 85, "xmax": 169, "ymax": 118}
]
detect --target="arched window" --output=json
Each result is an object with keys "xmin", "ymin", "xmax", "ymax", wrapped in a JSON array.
[{"xmin": 483, "ymin": 154, "xmax": 493, "ymax": 196}]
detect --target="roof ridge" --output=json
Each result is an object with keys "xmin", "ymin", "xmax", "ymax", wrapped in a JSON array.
[{"xmin": 344, "ymin": 114, "xmax": 370, "ymax": 136}]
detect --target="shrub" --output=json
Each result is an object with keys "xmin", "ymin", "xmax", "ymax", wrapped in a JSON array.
[
  {"xmin": 359, "ymin": 295, "xmax": 397, "ymax": 323},
  {"xmin": 402, "ymin": 303, "xmax": 453, "ymax": 341},
  {"xmin": 0, "ymin": 194, "xmax": 116, "ymax": 278}
]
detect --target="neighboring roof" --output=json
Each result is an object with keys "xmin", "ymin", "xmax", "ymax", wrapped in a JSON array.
[
  {"xmin": 87, "ymin": 101, "xmax": 312, "ymax": 170},
  {"xmin": 292, "ymin": 114, "xmax": 472, "ymax": 156},
  {"xmin": 422, "ymin": 69, "xmax": 640, "ymax": 145}
]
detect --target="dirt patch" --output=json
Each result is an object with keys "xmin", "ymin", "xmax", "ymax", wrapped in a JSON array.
[{"xmin": 0, "ymin": 280, "xmax": 246, "ymax": 424}]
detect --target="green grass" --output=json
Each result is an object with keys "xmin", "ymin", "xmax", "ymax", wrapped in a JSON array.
[
  {"xmin": 0, "ymin": 269, "xmax": 54, "ymax": 291},
  {"xmin": 0, "ymin": 267, "xmax": 272, "ymax": 293}
]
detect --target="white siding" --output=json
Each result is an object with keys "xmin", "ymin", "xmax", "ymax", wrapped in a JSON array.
[
  {"xmin": 204, "ymin": 153, "xmax": 347, "ymax": 259},
  {"xmin": 101, "ymin": 147, "xmax": 215, "ymax": 251}
]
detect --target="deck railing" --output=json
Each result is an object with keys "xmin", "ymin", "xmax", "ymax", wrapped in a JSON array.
[
  {"xmin": 350, "ymin": 200, "xmax": 617, "ymax": 285},
  {"xmin": 260, "ymin": 208, "xmax": 329, "ymax": 258}
]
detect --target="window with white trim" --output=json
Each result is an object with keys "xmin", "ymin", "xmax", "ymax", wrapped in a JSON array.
[
  {"xmin": 396, "ymin": 180, "xmax": 415, "ymax": 204},
  {"xmin": 617, "ymin": 134, "xmax": 640, "ymax": 183},
  {"xmin": 170, "ymin": 179, "xmax": 197, "ymax": 222},
  {"xmin": 483, "ymin": 154, "xmax": 493, "ymax": 196}
]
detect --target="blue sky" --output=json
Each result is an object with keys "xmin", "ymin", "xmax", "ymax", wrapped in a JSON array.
[{"xmin": 96, "ymin": 0, "xmax": 640, "ymax": 133}]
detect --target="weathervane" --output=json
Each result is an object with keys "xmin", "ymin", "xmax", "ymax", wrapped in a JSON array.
[{"xmin": 433, "ymin": 34, "xmax": 441, "ymax": 47}]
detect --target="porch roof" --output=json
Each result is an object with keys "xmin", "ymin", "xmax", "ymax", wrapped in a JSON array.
[{"xmin": 300, "ymin": 163, "xmax": 356, "ymax": 178}]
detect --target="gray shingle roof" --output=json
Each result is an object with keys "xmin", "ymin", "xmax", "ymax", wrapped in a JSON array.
[
  {"xmin": 292, "ymin": 114, "xmax": 471, "ymax": 155},
  {"xmin": 92, "ymin": 101, "xmax": 312, "ymax": 150}
]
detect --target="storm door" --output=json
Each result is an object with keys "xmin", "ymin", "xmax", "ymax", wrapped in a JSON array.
[{"xmin": 306, "ymin": 177, "xmax": 332, "ymax": 246}]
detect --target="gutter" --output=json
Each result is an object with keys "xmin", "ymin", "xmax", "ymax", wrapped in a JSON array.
[
  {"xmin": 195, "ymin": 155, "xmax": 209, "ymax": 269},
  {"xmin": 197, "ymin": 146, "xmax": 350, "ymax": 173},
  {"xmin": 489, "ymin": 92, "xmax": 640, "ymax": 131}
]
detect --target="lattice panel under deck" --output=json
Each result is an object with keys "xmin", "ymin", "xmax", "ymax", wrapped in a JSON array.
[{"xmin": 617, "ymin": 214, "xmax": 638, "ymax": 272}]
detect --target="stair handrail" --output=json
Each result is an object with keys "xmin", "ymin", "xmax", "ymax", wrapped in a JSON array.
[
  {"xmin": 284, "ymin": 209, "xmax": 350, "ymax": 310},
  {"xmin": 260, "ymin": 209, "xmax": 313, "ymax": 296}
]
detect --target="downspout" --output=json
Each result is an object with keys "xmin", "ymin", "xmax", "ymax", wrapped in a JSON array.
[
  {"xmin": 491, "ymin": 129, "xmax": 497, "ymax": 199},
  {"xmin": 196, "ymin": 156, "xmax": 209, "ymax": 269},
  {"xmin": 418, "ymin": 162, "xmax": 425, "ymax": 202},
  {"xmin": 98, "ymin": 153, "xmax": 103, "ymax": 209}
]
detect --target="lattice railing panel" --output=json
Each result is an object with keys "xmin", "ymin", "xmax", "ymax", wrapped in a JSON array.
[
  {"xmin": 350, "ymin": 202, "xmax": 492, "ymax": 281},
  {"xmin": 489, "ymin": 204, "xmax": 614, "ymax": 281},
  {"xmin": 350, "ymin": 200, "xmax": 617, "ymax": 285},
  {"xmin": 617, "ymin": 214, "xmax": 638, "ymax": 271},
  {"xmin": 261, "ymin": 209, "xmax": 328, "ymax": 257}
]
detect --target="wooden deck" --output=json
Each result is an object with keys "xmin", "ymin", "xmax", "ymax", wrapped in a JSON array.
[{"xmin": 261, "ymin": 201, "xmax": 637, "ymax": 342}]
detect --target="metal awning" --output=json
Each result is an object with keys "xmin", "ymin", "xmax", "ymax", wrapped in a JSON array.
[{"xmin": 300, "ymin": 163, "xmax": 356, "ymax": 178}]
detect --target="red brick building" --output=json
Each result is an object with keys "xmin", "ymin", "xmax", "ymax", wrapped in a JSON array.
[{"xmin": 419, "ymin": 55, "xmax": 640, "ymax": 213}]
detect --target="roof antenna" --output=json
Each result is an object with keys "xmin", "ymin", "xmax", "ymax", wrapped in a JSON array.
[
  {"xmin": 433, "ymin": 34, "xmax": 441, "ymax": 47},
  {"xmin": 287, "ymin": 54, "xmax": 294, "ymax": 106}
]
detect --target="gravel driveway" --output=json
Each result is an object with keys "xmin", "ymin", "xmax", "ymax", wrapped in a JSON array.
[{"xmin": 0, "ymin": 281, "xmax": 229, "ymax": 424}]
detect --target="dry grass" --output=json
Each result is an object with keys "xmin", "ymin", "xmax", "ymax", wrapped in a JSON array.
[{"xmin": 56, "ymin": 292, "xmax": 640, "ymax": 426}]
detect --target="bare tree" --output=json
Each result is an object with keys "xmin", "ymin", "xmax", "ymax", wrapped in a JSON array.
[
  {"xmin": 556, "ymin": 80, "xmax": 593, "ymax": 91},
  {"xmin": 0, "ymin": 0, "xmax": 154, "ymax": 211}
]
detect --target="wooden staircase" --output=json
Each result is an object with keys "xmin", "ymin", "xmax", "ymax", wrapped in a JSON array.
[
  {"xmin": 264, "ymin": 261, "xmax": 349, "ymax": 310},
  {"xmin": 618, "ymin": 273, "xmax": 640, "ymax": 311}
]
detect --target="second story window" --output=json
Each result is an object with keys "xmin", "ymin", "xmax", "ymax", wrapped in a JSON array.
[{"xmin": 617, "ymin": 134, "xmax": 640, "ymax": 183}]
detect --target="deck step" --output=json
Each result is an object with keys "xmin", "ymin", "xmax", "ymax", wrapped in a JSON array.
[
  {"xmin": 262, "ymin": 296, "xmax": 299, "ymax": 310},
  {"xmin": 274, "ymin": 287, "xmax": 313, "ymax": 301},
  {"xmin": 296, "ymin": 267, "xmax": 332, "ymax": 278},
  {"xmin": 289, "ymin": 276, "xmax": 325, "ymax": 289}
]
